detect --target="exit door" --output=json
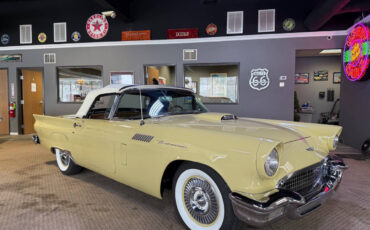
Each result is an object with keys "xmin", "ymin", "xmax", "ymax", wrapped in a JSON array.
[
  {"xmin": 0, "ymin": 69, "xmax": 9, "ymax": 135},
  {"xmin": 22, "ymin": 69, "xmax": 44, "ymax": 134}
]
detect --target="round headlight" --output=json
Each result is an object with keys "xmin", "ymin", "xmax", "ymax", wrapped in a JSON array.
[
  {"xmin": 333, "ymin": 135, "xmax": 339, "ymax": 149},
  {"xmin": 264, "ymin": 148, "xmax": 279, "ymax": 177}
]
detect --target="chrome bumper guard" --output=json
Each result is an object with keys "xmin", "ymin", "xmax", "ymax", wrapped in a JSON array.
[{"xmin": 229, "ymin": 156, "xmax": 348, "ymax": 228}]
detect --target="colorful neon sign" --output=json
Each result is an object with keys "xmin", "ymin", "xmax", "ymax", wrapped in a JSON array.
[{"xmin": 343, "ymin": 23, "xmax": 370, "ymax": 81}]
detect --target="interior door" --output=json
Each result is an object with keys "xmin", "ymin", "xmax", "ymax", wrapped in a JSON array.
[
  {"xmin": 22, "ymin": 69, "xmax": 44, "ymax": 134},
  {"xmin": 0, "ymin": 69, "xmax": 9, "ymax": 135}
]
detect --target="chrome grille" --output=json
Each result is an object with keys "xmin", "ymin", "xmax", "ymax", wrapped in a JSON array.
[{"xmin": 278, "ymin": 162, "xmax": 323, "ymax": 199}]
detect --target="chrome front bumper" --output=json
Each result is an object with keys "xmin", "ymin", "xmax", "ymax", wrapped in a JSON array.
[{"xmin": 229, "ymin": 156, "xmax": 348, "ymax": 228}]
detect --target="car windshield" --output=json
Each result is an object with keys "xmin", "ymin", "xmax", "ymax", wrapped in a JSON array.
[{"xmin": 114, "ymin": 88, "xmax": 208, "ymax": 120}]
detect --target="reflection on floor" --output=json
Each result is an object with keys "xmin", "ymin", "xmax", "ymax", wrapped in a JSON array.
[{"xmin": 0, "ymin": 136, "xmax": 369, "ymax": 230}]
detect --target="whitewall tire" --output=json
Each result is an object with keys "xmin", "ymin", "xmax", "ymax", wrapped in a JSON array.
[
  {"xmin": 173, "ymin": 163, "xmax": 240, "ymax": 230},
  {"xmin": 55, "ymin": 148, "xmax": 82, "ymax": 175}
]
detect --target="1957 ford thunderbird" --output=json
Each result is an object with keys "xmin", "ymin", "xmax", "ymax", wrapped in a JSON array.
[{"xmin": 33, "ymin": 84, "xmax": 347, "ymax": 230}]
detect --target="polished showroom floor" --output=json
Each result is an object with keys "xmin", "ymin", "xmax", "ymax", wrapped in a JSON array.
[{"xmin": 0, "ymin": 135, "xmax": 369, "ymax": 230}]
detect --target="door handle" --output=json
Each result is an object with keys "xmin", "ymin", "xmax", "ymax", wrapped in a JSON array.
[
  {"xmin": 73, "ymin": 122, "xmax": 82, "ymax": 128},
  {"xmin": 40, "ymin": 100, "xmax": 44, "ymax": 104}
]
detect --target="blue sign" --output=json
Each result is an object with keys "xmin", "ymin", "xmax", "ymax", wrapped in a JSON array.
[
  {"xmin": 1, "ymin": 34, "xmax": 9, "ymax": 45},
  {"xmin": 71, "ymin": 31, "xmax": 81, "ymax": 42}
]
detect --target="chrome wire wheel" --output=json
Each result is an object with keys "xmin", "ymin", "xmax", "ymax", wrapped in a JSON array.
[
  {"xmin": 174, "ymin": 168, "xmax": 225, "ymax": 230},
  {"xmin": 55, "ymin": 149, "xmax": 70, "ymax": 172},
  {"xmin": 184, "ymin": 177, "xmax": 219, "ymax": 225}
]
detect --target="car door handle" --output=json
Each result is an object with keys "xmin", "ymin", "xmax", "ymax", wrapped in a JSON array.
[{"xmin": 73, "ymin": 122, "xmax": 82, "ymax": 128}]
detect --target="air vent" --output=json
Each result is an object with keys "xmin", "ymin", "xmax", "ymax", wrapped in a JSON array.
[
  {"xmin": 227, "ymin": 11, "xmax": 243, "ymax": 34},
  {"xmin": 54, "ymin": 22, "xmax": 67, "ymax": 42},
  {"xmin": 221, "ymin": 114, "xmax": 238, "ymax": 121},
  {"xmin": 132, "ymin": 133, "xmax": 154, "ymax": 143},
  {"xmin": 20, "ymin": 25, "xmax": 32, "ymax": 44},
  {"xmin": 44, "ymin": 53, "xmax": 56, "ymax": 64},
  {"xmin": 258, "ymin": 9, "xmax": 275, "ymax": 33},
  {"xmin": 183, "ymin": 49, "xmax": 197, "ymax": 61}
]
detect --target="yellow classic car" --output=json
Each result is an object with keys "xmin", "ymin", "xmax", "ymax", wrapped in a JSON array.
[{"xmin": 33, "ymin": 84, "xmax": 347, "ymax": 230}]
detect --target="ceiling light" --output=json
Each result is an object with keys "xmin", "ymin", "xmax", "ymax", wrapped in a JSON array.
[{"xmin": 320, "ymin": 49, "xmax": 342, "ymax": 54}]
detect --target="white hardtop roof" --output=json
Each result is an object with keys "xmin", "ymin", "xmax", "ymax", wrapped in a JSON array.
[{"xmin": 75, "ymin": 84, "xmax": 192, "ymax": 118}]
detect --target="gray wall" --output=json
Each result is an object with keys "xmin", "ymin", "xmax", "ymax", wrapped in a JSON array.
[
  {"xmin": 295, "ymin": 56, "xmax": 341, "ymax": 123},
  {"xmin": 0, "ymin": 33, "xmax": 347, "ymax": 140},
  {"xmin": 341, "ymin": 76, "xmax": 370, "ymax": 149}
]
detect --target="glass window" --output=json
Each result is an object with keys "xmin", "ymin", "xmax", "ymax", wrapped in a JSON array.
[
  {"xmin": 184, "ymin": 64, "xmax": 238, "ymax": 103},
  {"xmin": 144, "ymin": 65, "xmax": 175, "ymax": 85},
  {"xmin": 87, "ymin": 94, "xmax": 116, "ymax": 119},
  {"xmin": 111, "ymin": 71, "xmax": 134, "ymax": 84},
  {"xmin": 113, "ymin": 88, "xmax": 207, "ymax": 120},
  {"xmin": 58, "ymin": 66, "xmax": 103, "ymax": 102}
]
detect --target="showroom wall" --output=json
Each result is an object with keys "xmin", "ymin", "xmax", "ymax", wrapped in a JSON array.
[
  {"xmin": 295, "ymin": 56, "xmax": 341, "ymax": 123},
  {"xmin": 341, "ymin": 74, "xmax": 370, "ymax": 149},
  {"xmin": 0, "ymin": 31, "xmax": 346, "ymax": 136}
]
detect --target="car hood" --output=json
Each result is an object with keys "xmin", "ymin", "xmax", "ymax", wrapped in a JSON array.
[{"xmin": 154, "ymin": 112, "xmax": 310, "ymax": 144}]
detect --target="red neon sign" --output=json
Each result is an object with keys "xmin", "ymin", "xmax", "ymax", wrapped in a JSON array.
[{"xmin": 343, "ymin": 23, "xmax": 370, "ymax": 81}]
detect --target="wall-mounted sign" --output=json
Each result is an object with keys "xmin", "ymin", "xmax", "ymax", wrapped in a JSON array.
[
  {"xmin": 1, "ymin": 34, "xmax": 9, "ymax": 45},
  {"xmin": 38, "ymin": 33, "xmax": 47, "ymax": 43},
  {"xmin": 86, "ymin": 14, "xmax": 109, "ymax": 39},
  {"xmin": 167, "ymin": 28, "xmax": 198, "ymax": 39},
  {"xmin": 250, "ymin": 68, "xmax": 270, "ymax": 91},
  {"xmin": 0, "ymin": 54, "xmax": 22, "ymax": 62},
  {"xmin": 343, "ymin": 22, "xmax": 370, "ymax": 81},
  {"xmin": 121, "ymin": 30, "xmax": 151, "ymax": 41},
  {"xmin": 71, "ymin": 31, "xmax": 81, "ymax": 42},
  {"xmin": 206, "ymin": 23, "xmax": 218, "ymax": 36},
  {"xmin": 282, "ymin": 18, "xmax": 295, "ymax": 31}
]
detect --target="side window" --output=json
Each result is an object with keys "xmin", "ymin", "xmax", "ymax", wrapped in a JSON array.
[
  {"xmin": 114, "ymin": 92, "xmax": 151, "ymax": 120},
  {"xmin": 87, "ymin": 94, "xmax": 116, "ymax": 119}
]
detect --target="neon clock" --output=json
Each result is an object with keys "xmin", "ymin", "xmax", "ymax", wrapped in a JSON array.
[{"xmin": 343, "ymin": 23, "xmax": 370, "ymax": 81}]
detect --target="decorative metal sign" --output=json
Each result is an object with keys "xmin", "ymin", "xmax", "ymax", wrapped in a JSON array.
[
  {"xmin": 1, "ymin": 34, "xmax": 9, "ymax": 45},
  {"xmin": 38, "ymin": 33, "xmax": 47, "ymax": 43},
  {"xmin": 343, "ymin": 22, "xmax": 370, "ymax": 81},
  {"xmin": 71, "ymin": 31, "xmax": 81, "ymax": 42},
  {"xmin": 250, "ymin": 68, "xmax": 270, "ymax": 91},
  {"xmin": 121, "ymin": 30, "xmax": 151, "ymax": 41},
  {"xmin": 167, "ymin": 28, "xmax": 198, "ymax": 39},
  {"xmin": 206, "ymin": 23, "xmax": 218, "ymax": 35},
  {"xmin": 86, "ymin": 14, "xmax": 109, "ymax": 39},
  {"xmin": 282, "ymin": 18, "xmax": 295, "ymax": 31}
]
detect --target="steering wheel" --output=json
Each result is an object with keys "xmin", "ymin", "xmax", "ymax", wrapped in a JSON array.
[{"xmin": 172, "ymin": 105, "xmax": 184, "ymax": 112}]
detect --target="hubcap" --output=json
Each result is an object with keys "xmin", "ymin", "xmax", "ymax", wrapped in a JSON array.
[
  {"xmin": 60, "ymin": 151, "xmax": 70, "ymax": 166},
  {"xmin": 183, "ymin": 177, "xmax": 218, "ymax": 225}
]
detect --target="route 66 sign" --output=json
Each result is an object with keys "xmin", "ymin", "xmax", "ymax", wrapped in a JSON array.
[{"xmin": 250, "ymin": 68, "xmax": 270, "ymax": 91}]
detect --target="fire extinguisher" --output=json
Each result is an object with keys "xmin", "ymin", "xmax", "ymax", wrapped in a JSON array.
[{"xmin": 9, "ymin": 102, "xmax": 16, "ymax": 118}]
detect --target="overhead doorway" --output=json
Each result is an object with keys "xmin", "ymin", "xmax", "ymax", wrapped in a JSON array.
[
  {"xmin": 0, "ymin": 69, "xmax": 9, "ymax": 135},
  {"xmin": 20, "ymin": 69, "xmax": 44, "ymax": 134}
]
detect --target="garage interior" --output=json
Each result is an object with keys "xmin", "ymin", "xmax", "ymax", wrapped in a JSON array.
[{"xmin": 0, "ymin": 0, "xmax": 369, "ymax": 229}]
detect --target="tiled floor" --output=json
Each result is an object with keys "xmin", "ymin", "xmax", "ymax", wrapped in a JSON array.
[{"xmin": 0, "ymin": 135, "xmax": 369, "ymax": 230}]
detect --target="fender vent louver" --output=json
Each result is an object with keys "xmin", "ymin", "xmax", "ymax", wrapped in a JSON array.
[
  {"xmin": 221, "ymin": 114, "xmax": 238, "ymax": 121},
  {"xmin": 132, "ymin": 133, "xmax": 154, "ymax": 143}
]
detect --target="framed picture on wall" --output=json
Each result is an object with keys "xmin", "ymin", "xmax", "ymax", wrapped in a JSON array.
[
  {"xmin": 110, "ymin": 71, "xmax": 134, "ymax": 84},
  {"xmin": 313, "ymin": 70, "xmax": 328, "ymax": 81},
  {"xmin": 333, "ymin": 72, "xmax": 341, "ymax": 84},
  {"xmin": 295, "ymin": 73, "xmax": 309, "ymax": 84}
]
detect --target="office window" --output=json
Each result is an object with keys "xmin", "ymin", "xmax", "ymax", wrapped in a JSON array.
[
  {"xmin": 144, "ymin": 65, "xmax": 175, "ymax": 85},
  {"xmin": 184, "ymin": 64, "xmax": 238, "ymax": 103},
  {"xmin": 58, "ymin": 66, "xmax": 103, "ymax": 102}
]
